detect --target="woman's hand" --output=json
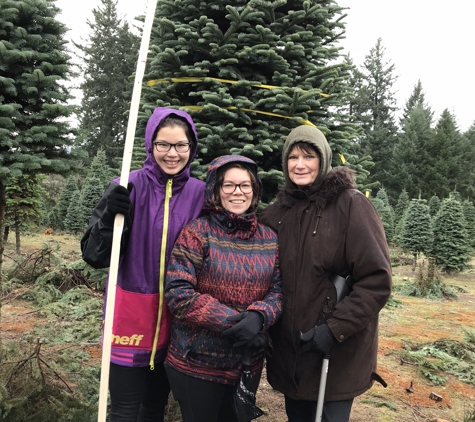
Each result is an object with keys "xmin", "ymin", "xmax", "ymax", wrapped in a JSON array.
[
  {"xmin": 299, "ymin": 323, "xmax": 336, "ymax": 356},
  {"xmin": 223, "ymin": 311, "xmax": 264, "ymax": 347}
]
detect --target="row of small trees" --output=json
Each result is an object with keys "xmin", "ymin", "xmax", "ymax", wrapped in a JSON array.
[
  {"xmin": 46, "ymin": 150, "xmax": 113, "ymax": 234},
  {"xmin": 372, "ymin": 188, "xmax": 474, "ymax": 273}
]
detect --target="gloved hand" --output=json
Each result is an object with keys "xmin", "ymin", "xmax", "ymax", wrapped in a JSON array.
[
  {"xmin": 102, "ymin": 183, "xmax": 133, "ymax": 226},
  {"xmin": 299, "ymin": 323, "xmax": 336, "ymax": 356},
  {"xmin": 245, "ymin": 332, "xmax": 269, "ymax": 350},
  {"xmin": 223, "ymin": 311, "xmax": 264, "ymax": 347}
]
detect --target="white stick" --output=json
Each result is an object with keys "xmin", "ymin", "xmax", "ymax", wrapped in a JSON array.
[
  {"xmin": 315, "ymin": 357, "xmax": 329, "ymax": 422},
  {"xmin": 97, "ymin": 1, "xmax": 158, "ymax": 420}
]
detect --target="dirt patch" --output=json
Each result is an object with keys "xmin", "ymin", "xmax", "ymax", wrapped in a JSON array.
[{"xmin": 0, "ymin": 303, "xmax": 39, "ymax": 342}]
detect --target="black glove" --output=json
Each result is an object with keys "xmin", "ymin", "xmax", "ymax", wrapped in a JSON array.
[
  {"xmin": 246, "ymin": 332, "xmax": 269, "ymax": 350},
  {"xmin": 102, "ymin": 183, "xmax": 133, "ymax": 226},
  {"xmin": 223, "ymin": 311, "xmax": 264, "ymax": 347},
  {"xmin": 299, "ymin": 323, "xmax": 337, "ymax": 356}
]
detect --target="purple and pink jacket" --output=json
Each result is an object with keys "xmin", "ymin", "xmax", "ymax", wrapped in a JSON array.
[
  {"xmin": 164, "ymin": 155, "xmax": 283, "ymax": 384},
  {"xmin": 81, "ymin": 108, "xmax": 205, "ymax": 368}
]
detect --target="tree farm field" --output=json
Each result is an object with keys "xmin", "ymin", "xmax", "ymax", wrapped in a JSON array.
[{"xmin": 1, "ymin": 233, "xmax": 475, "ymax": 422}]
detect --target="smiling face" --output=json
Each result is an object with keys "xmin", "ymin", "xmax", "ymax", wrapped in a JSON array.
[
  {"xmin": 218, "ymin": 167, "xmax": 254, "ymax": 215},
  {"xmin": 153, "ymin": 125, "xmax": 191, "ymax": 175},
  {"xmin": 287, "ymin": 145, "xmax": 320, "ymax": 187}
]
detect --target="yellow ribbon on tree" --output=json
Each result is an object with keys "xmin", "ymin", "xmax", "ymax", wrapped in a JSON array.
[
  {"xmin": 180, "ymin": 105, "xmax": 347, "ymax": 164},
  {"xmin": 182, "ymin": 104, "xmax": 316, "ymax": 127},
  {"xmin": 147, "ymin": 76, "xmax": 329, "ymax": 98}
]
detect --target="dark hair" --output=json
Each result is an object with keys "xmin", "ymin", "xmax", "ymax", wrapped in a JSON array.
[
  {"xmin": 153, "ymin": 115, "xmax": 195, "ymax": 147},
  {"xmin": 213, "ymin": 163, "xmax": 259, "ymax": 211},
  {"xmin": 288, "ymin": 141, "xmax": 320, "ymax": 158}
]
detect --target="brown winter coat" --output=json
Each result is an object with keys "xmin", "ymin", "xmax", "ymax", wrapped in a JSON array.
[{"xmin": 259, "ymin": 166, "xmax": 392, "ymax": 402}]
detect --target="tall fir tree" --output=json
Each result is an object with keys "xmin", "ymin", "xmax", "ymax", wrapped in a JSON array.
[
  {"xmin": 74, "ymin": 0, "xmax": 140, "ymax": 166},
  {"xmin": 138, "ymin": 0, "xmax": 361, "ymax": 204},
  {"xmin": 348, "ymin": 38, "xmax": 398, "ymax": 197},
  {"xmin": 421, "ymin": 110, "xmax": 464, "ymax": 199},
  {"xmin": 399, "ymin": 198, "xmax": 432, "ymax": 264},
  {"xmin": 391, "ymin": 81, "xmax": 434, "ymax": 199},
  {"xmin": 0, "ymin": 0, "xmax": 77, "ymax": 279},
  {"xmin": 432, "ymin": 198, "xmax": 471, "ymax": 273},
  {"xmin": 391, "ymin": 105, "xmax": 433, "ymax": 198}
]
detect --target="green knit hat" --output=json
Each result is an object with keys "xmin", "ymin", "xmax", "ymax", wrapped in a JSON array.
[{"xmin": 282, "ymin": 125, "xmax": 333, "ymax": 187}]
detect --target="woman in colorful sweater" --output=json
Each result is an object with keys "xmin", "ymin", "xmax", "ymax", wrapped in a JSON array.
[
  {"xmin": 164, "ymin": 155, "xmax": 283, "ymax": 422},
  {"xmin": 81, "ymin": 108, "xmax": 205, "ymax": 421}
]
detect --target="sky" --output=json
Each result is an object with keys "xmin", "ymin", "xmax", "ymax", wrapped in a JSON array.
[{"xmin": 55, "ymin": 0, "xmax": 474, "ymax": 132}]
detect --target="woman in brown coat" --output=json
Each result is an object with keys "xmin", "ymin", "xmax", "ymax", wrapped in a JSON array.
[{"xmin": 259, "ymin": 125, "xmax": 392, "ymax": 422}]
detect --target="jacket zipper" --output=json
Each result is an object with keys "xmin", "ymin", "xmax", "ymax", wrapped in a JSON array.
[{"xmin": 149, "ymin": 178, "xmax": 173, "ymax": 369}]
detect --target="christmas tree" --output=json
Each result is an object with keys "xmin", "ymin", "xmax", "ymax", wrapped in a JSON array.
[
  {"xmin": 399, "ymin": 198, "xmax": 432, "ymax": 266},
  {"xmin": 432, "ymin": 198, "xmax": 471, "ymax": 273},
  {"xmin": 138, "ymin": 0, "xmax": 359, "ymax": 204}
]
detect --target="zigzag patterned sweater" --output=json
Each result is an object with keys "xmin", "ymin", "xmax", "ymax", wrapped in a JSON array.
[{"xmin": 164, "ymin": 209, "xmax": 282, "ymax": 384}]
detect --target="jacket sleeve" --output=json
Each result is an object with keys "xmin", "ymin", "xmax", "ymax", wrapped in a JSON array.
[
  {"xmin": 165, "ymin": 223, "xmax": 240, "ymax": 332},
  {"xmin": 327, "ymin": 192, "xmax": 392, "ymax": 342},
  {"xmin": 80, "ymin": 182, "xmax": 131, "ymax": 269},
  {"xmin": 247, "ymin": 244, "xmax": 283, "ymax": 330}
]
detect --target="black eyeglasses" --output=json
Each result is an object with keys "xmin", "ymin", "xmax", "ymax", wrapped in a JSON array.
[
  {"xmin": 220, "ymin": 182, "xmax": 253, "ymax": 194},
  {"xmin": 153, "ymin": 141, "xmax": 190, "ymax": 153}
]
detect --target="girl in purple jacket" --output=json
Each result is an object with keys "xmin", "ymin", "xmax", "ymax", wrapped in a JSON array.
[{"xmin": 81, "ymin": 108, "xmax": 205, "ymax": 421}]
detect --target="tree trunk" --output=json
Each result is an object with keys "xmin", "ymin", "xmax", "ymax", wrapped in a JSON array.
[
  {"xmin": 14, "ymin": 212, "xmax": 21, "ymax": 254},
  {"xmin": 15, "ymin": 214, "xmax": 21, "ymax": 254},
  {"xmin": 3, "ymin": 225, "xmax": 8, "ymax": 243}
]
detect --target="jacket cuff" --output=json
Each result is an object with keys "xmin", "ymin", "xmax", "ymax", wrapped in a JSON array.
[{"xmin": 326, "ymin": 319, "xmax": 347, "ymax": 343}]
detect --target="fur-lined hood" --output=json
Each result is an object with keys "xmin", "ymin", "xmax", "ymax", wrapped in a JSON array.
[{"xmin": 275, "ymin": 166, "xmax": 357, "ymax": 211}]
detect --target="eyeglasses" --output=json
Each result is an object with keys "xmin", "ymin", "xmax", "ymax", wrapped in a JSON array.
[
  {"xmin": 220, "ymin": 182, "xmax": 253, "ymax": 194},
  {"xmin": 153, "ymin": 141, "xmax": 190, "ymax": 153}
]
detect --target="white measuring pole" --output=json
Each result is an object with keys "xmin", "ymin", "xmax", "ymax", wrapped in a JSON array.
[
  {"xmin": 97, "ymin": 1, "xmax": 158, "ymax": 420},
  {"xmin": 315, "ymin": 357, "xmax": 329, "ymax": 422}
]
